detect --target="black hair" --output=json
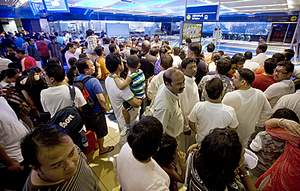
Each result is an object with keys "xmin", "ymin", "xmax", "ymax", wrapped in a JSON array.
[
  {"xmin": 195, "ymin": 128, "xmax": 242, "ymax": 191},
  {"xmin": 86, "ymin": 29, "xmax": 94, "ymax": 37},
  {"xmin": 264, "ymin": 58, "xmax": 277, "ymax": 75},
  {"xmin": 130, "ymin": 47, "xmax": 139, "ymax": 55},
  {"xmin": 211, "ymin": 52, "xmax": 221, "ymax": 62},
  {"xmin": 284, "ymin": 49, "xmax": 295, "ymax": 61},
  {"xmin": 79, "ymin": 53, "xmax": 88, "ymax": 59},
  {"xmin": 272, "ymin": 53, "xmax": 286, "ymax": 64},
  {"xmin": 76, "ymin": 58, "xmax": 90, "ymax": 74},
  {"xmin": 16, "ymin": 49, "xmax": 25, "ymax": 55},
  {"xmin": 173, "ymin": 47, "xmax": 181, "ymax": 56},
  {"xmin": 68, "ymin": 57, "xmax": 78, "ymax": 67},
  {"xmin": 160, "ymin": 53, "xmax": 173, "ymax": 70},
  {"xmin": 21, "ymin": 125, "xmax": 68, "ymax": 168},
  {"xmin": 207, "ymin": 43, "xmax": 215, "ymax": 53},
  {"xmin": 179, "ymin": 49, "xmax": 186, "ymax": 60},
  {"xmin": 153, "ymin": 134, "xmax": 177, "ymax": 167},
  {"xmin": 258, "ymin": 44, "xmax": 268, "ymax": 53},
  {"xmin": 105, "ymin": 53, "xmax": 122, "ymax": 73},
  {"xmin": 218, "ymin": 50, "xmax": 224, "ymax": 56},
  {"xmin": 0, "ymin": 68, "xmax": 18, "ymax": 81},
  {"xmin": 188, "ymin": 42, "xmax": 202, "ymax": 57},
  {"xmin": 271, "ymin": 108, "xmax": 299, "ymax": 123},
  {"xmin": 206, "ymin": 78, "xmax": 223, "ymax": 100},
  {"xmin": 277, "ymin": 61, "xmax": 294, "ymax": 73},
  {"xmin": 66, "ymin": 42, "xmax": 75, "ymax": 50},
  {"xmin": 238, "ymin": 68, "xmax": 255, "ymax": 85},
  {"xmin": 126, "ymin": 55, "xmax": 140, "ymax": 69},
  {"xmin": 216, "ymin": 57, "xmax": 232, "ymax": 75},
  {"xmin": 181, "ymin": 58, "xmax": 196, "ymax": 69},
  {"xmin": 47, "ymin": 57, "xmax": 61, "ymax": 66},
  {"xmin": 231, "ymin": 53, "xmax": 246, "ymax": 66},
  {"xmin": 109, "ymin": 43, "xmax": 117, "ymax": 53},
  {"xmin": 44, "ymin": 64, "xmax": 65, "ymax": 82},
  {"xmin": 244, "ymin": 51, "xmax": 253, "ymax": 60},
  {"xmin": 127, "ymin": 116, "xmax": 163, "ymax": 161},
  {"xmin": 54, "ymin": 32, "xmax": 59, "ymax": 36},
  {"xmin": 94, "ymin": 46, "xmax": 104, "ymax": 56},
  {"xmin": 185, "ymin": 38, "xmax": 192, "ymax": 44}
]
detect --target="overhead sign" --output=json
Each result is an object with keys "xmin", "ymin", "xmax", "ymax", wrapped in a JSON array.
[
  {"xmin": 43, "ymin": 0, "xmax": 70, "ymax": 13},
  {"xmin": 29, "ymin": 0, "xmax": 46, "ymax": 15},
  {"xmin": 186, "ymin": 5, "xmax": 219, "ymax": 22}
]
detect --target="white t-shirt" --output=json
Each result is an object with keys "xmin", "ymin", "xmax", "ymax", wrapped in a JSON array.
[
  {"xmin": 40, "ymin": 85, "xmax": 86, "ymax": 117},
  {"xmin": 65, "ymin": 51, "xmax": 78, "ymax": 68},
  {"xmin": 0, "ymin": 57, "xmax": 12, "ymax": 71},
  {"xmin": 0, "ymin": 97, "xmax": 29, "ymax": 162},
  {"xmin": 243, "ymin": 60, "xmax": 260, "ymax": 72},
  {"xmin": 251, "ymin": 53, "xmax": 268, "ymax": 66},
  {"xmin": 189, "ymin": 101, "xmax": 239, "ymax": 143},
  {"xmin": 116, "ymin": 143, "xmax": 170, "ymax": 191},
  {"xmin": 222, "ymin": 88, "xmax": 272, "ymax": 146},
  {"xmin": 105, "ymin": 76, "xmax": 140, "ymax": 130},
  {"xmin": 264, "ymin": 80, "xmax": 295, "ymax": 108},
  {"xmin": 273, "ymin": 89, "xmax": 300, "ymax": 120},
  {"xmin": 172, "ymin": 55, "xmax": 182, "ymax": 68}
]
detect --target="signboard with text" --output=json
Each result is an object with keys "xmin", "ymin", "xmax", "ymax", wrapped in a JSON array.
[
  {"xmin": 186, "ymin": 5, "xmax": 219, "ymax": 22},
  {"xmin": 180, "ymin": 21, "xmax": 203, "ymax": 44},
  {"xmin": 43, "ymin": 0, "xmax": 70, "ymax": 13}
]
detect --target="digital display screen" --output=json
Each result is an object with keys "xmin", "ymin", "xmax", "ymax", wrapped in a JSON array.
[
  {"xmin": 43, "ymin": 0, "xmax": 70, "ymax": 13},
  {"xmin": 181, "ymin": 22, "xmax": 203, "ymax": 43}
]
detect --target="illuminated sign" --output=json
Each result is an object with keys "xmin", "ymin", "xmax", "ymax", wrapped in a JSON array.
[
  {"xmin": 43, "ymin": 0, "xmax": 70, "ymax": 13},
  {"xmin": 186, "ymin": 5, "xmax": 219, "ymax": 22},
  {"xmin": 180, "ymin": 21, "xmax": 203, "ymax": 44}
]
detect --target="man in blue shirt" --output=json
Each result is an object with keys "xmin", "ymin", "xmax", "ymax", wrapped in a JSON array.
[{"xmin": 76, "ymin": 58, "xmax": 114, "ymax": 155}]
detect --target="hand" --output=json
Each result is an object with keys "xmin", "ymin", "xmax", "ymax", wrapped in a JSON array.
[
  {"xmin": 187, "ymin": 144, "xmax": 199, "ymax": 155},
  {"xmin": 7, "ymin": 160, "xmax": 23, "ymax": 172},
  {"xmin": 177, "ymin": 151, "xmax": 186, "ymax": 168}
]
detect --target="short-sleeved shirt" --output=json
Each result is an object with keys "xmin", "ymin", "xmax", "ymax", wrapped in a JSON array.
[
  {"xmin": 21, "ymin": 56, "xmax": 37, "ymax": 71},
  {"xmin": 129, "ymin": 69, "xmax": 145, "ymax": 98},
  {"xmin": 252, "ymin": 74, "xmax": 276, "ymax": 92},
  {"xmin": 96, "ymin": 57, "xmax": 110, "ymax": 81},
  {"xmin": 75, "ymin": 75, "xmax": 104, "ymax": 113}
]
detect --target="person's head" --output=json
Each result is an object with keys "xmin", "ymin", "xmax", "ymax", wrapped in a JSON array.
[
  {"xmin": 15, "ymin": 49, "xmax": 26, "ymax": 59},
  {"xmin": 188, "ymin": 42, "xmax": 202, "ymax": 58},
  {"xmin": 130, "ymin": 47, "xmax": 139, "ymax": 55},
  {"xmin": 162, "ymin": 41, "xmax": 169, "ymax": 46},
  {"xmin": 218, "ymin": 50, "xmax": 224, "ymax": 56},
  {"xmin": 47, "ymin": 57, "xmax": 61, "ymax": 67},
  {"xmin": 195, "ymin": 128, "xmax": 242, "ymax": 190},
  {"xmin": 94, "ymin": 46, "xmax": 104, "ymax": 57},
  {"xmin": 105, "ymin": 53, "xmax": 123, "ymax": 74},
  {"xmin": 181, "ymin": 58, "xmax": 197, "ymax": 77},
  {"xmin": 21, "ymin": 126, "xmax": 79, "ymax": 183},
  {"xmin": 86, "ymin": 29, "xmax": 94, "ymax": 37},
  {"xmin": 211, "ymin": 52, "xmax": 221, "ymax": 62},
  {"xmin": 44, "ymin": 64, "xmax": 65, "ymax": 84},
  {"xmin": 50, "ymin": 35, "xmax": 56, "ymax": 42},
  {"xmin": 76, "ymin": 58, "xmax": 95, "ymax": 75},
  {"xmin": 160, "ymin": 53, "xmax": 173, "ymax": 71},
  {"xmin": 141, "ymin": 40, "xmax": 151, "ymax": 53},
  {"xmin": 205, "ymin": 77, "xmax": 223, "ymax": 101},
  {"xmin": 206, "ymin": 43, "xmax": 215, "ymax": 53},
  {"xmin": 108, "ymin": 43, "xmax": 119, "ymax": 54},
  {"xmin": 163, "ymin": 68, "xmax": 185, "ymax": 94},
  {"xmin": 217, "ymin": 57, "xmax": 232, "ymax": 75},
  {"xmin": 1, "ymin": 68, "xmax": 19, "ymax": 83},
  {"xmin": 153, "ymin": 134, "xmax": 177, "ymax": 167},
  {"xmin": 273, "ymin": 61, "xmax": 294, "ymax": 82},
  {"xmin": 66, "ymin": 42, "xmax": 76, "ymax": 54},
  {"xmin": 54, "ymin": 32, "xmax": 59, "ymax": 37},
  {"xmin": 68, "ymin": 57, "xmax": 77, "ymax": 67},
  {"xmin": 154, "ymin": 34, "xmax": 160, "ymax": 42},
  {"xmin": 6, "ymin": 45, "xmax": 16, "ymax": 55},
  {"xmin": 173, "ymin": 47, "xmax": 181, "ymax": 56},
  {"xmin": 78, "ymin": 53, "xmax": 88, "ymax": 59},
  {"xmin": 127, "ymin": 116, "xmax": 163, "ymax": 162},
  {"xmin": 263, "ymin": 58, "xmax": 277, "ymax": 75},
  {"xmin": 185, "ymin": 38, "xmax": 192, "ymax": 44},
  {"xmin": 149, "ymin": 47, "xmax": 159, "ymax": 57},
  {"xmin": 244, "ymin": 51, "xmax": 253, "ymax": 60},
  {"xmin": 179, "ymin": 49, "xmax": 186, "ymax": 60},
  {"xmin": 272, "ymin": 53, "xmax": 286, "ymax": 64},
  {"xmin": 256, "ymin": 43, "xmax": 268, "ymax": 54},
  {"xmin": 233, "ymin": 68, "xmax": 255, "ymax": 89},
  {"xmin": 231, "ymin": 53, "xmax": 246, "ymax": 69},
  {"xmin": 271, "ymin": 108, "xmax": 299, "ymax": 123},
  {"xmin": 28, "ymin": 67, "xmax": 43, "ymax": 82},
  {"xmin": 126, "ymin": 55, "xmax": 140, "ymax": 70},
  {"xmin": 284, "ymin": 49, "xmax": 295, "ymax": 61}
]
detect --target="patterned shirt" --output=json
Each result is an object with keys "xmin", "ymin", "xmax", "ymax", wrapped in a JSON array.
[{"xmin": 129, "ymin": 69, "xmax": 145, "ymax": 98}]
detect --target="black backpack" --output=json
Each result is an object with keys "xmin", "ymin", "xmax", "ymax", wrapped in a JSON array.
[{"xmin": 49, "ymin": 86, "xmax": 87, "ymax": 149}]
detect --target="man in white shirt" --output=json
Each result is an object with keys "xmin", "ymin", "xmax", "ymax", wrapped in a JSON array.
[
  {"xmin": 178, "ymin": 58, "xmax": 199, "ymax": 150},
  {"xmin": 0, "ymin": 57, "xmax": 12, "ymax": 72},
  {"xmin": 40, "ymin": 64, "xmax": 86, "ymax": 117},
  {"xmin": 64, "ymin": 42, "xmax": 78, "ymax": 69},
  {"xmin": 243, "ymin": 51, "xmax": 259, "ymax": 72},
  {"xmin": 189, "ymin": 78, "xmax": 239, "ymax": 144},
  {"xmin": 172, "ymin": 47, "xmax": 182, "ymax": 68},
  {"xmin": 273, "ymin": 89, "xmax": 300, "ymax": 120},
  {"xmin": 223, "ymin": 68, "xmax": 272, "ymax": 146},
  {"xmin": 0, "ymin": 96, "xmax": 29, "ymax": 190},
  {"xmin": 152, "ymin": 68, "xmax": 185, "ymax": 138},
  {"xmin": 264, "ymin": 61, "xmax": 295, "ymax": 108},
  {"xmin": 251, "ymin": 44, "xmax": 268, "ymax": 66},
  {"xmin": 116, "ymin": 116, "xmax": 170, "ymax": 191},
  {"xmin": 151, "ymin": 34, "xmax": 162, "ymax": 48},
  {"xmin": 105, "ymin": 53, "xmax": 142, "ymax": 136}
]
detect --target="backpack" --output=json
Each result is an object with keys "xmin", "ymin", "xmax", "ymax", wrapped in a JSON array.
[
  {"xmin": 73, "ymin": 76, "xmax": 94, "ymax": 109},
  {"xmin": 49, "ymin": 86, "xmax": 87, "ymax": 149}
]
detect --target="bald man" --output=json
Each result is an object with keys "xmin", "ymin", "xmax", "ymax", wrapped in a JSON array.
[{"xmin": 152, "ymin": 68, "xmax": 185, "ymax": 138}]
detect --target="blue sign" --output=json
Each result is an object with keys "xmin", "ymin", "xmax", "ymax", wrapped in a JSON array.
[
  {"xmin": 43, "ymin": 0, "xmax": 70, "ymax": 13},
  {"xmin": 186, "ymin": 5, "xmax": 219, "ymax": 22},
  {"xmin": 29, "ymin": 0, "xmax": 46, "ymax": 15}
]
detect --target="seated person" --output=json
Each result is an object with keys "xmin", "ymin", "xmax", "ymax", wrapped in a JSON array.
[
  {"xmin": 250, "ymin": 108, "xmax": 299, "ymax": 178},
  {"xmin": 153, "ymin": 134, "xmax": 186, "ymax": 191},
  {"xmin": 185, "ymin": 128, "xmax": 256, "ymax": 191},
  {"xmin": 112, "ymin": 55, "xmax": 145, "ymax": 127},
  {"xmin": 21, "ymin": 125, "xmax": 101, "ymax": 191}
]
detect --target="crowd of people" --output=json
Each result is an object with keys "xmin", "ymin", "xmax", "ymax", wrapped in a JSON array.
[{"xmin": 0, "ymin": 29, "xmax": 300, "ymax": 191}]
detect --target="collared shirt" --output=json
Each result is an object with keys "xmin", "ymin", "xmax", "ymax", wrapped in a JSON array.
[
  {"xmin": 264, "ymin": 80, "xmax": 295, "ymax": 108},
  {"xmin": 147, "ymin": 71, "xmax": 165, "ymax": 100},
  {"xmin": 152, "ymin": 85, "xmax": 184, "ymax": 138},
  {"xmin": 273, "ymin": 89, "xmax": 300, "ymax": 120}
]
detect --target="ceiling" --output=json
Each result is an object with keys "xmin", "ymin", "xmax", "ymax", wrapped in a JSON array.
[{"xmin": 4, "ymin": 0, "xmax": 300, "ymax": 16}]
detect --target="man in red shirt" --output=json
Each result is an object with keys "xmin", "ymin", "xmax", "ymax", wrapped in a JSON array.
[
  {"xmin": 252, "ymin": 58, "xmax": 276, "ymax": 91},
  {"xmin": 16, "ymin": 49, "xmax": 37, "ymax": 72}
]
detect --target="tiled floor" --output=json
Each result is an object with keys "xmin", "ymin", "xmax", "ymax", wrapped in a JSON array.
[{"xmin": 88, "ymin": 115, "xmax": 122, "ymax": 191}]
